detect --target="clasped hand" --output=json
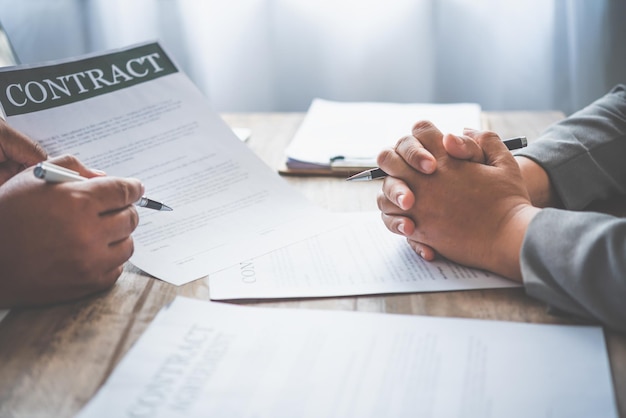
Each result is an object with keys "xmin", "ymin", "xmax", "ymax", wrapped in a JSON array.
[{"xmin": 376, "ymin": 121, "xmax": 541, "ymax": 281}]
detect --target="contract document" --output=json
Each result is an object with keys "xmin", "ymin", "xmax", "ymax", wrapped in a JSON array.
[
  {"xmin": 209, "ymin": 212, "xmax": 519, "ymax": 300},
  {"xmin": 77, "ymin": 297, "xmax": 618, "ymax": 418},
  {"xmin": 0, "ymin": 42, "xmax": 337, "ymax": 285}
]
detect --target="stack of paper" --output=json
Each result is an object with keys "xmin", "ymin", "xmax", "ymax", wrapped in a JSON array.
[{"xmin": 282, "ymin": 98, "xmax": 482, "ymax": 175}]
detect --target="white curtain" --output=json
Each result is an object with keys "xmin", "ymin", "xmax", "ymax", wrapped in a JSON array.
[{"xmin": 0, "ymin": 0, "xmax": 623, "ymax": 114}]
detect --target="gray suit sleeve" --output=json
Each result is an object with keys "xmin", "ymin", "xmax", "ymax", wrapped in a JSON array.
[
  {"xmin": 515, "ymin": 85, "xmax": 626, "ymax": 331},
  {"xmin": 515, "ymin": 84, "xmax": 626, "ymax": 210},
  {"xmin": 522, "ymin": 209, "xmax": 626, "ymax": 332}
]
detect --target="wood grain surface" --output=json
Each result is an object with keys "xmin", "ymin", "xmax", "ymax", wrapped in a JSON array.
[{"xmin": 0, "ymin": 111, "xmax": 623, "ymax": 418}]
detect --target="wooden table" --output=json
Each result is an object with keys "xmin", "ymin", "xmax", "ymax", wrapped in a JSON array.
[{"xmin": 0, "ymin": 112, "xmax": 624, "ymax": 417}]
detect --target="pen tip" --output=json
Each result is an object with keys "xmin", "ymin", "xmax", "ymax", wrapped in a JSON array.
[
  {"xmin": 346, "ymin": 173, "xmax": 368, "ymax": 181},
  {"xmin": 162, "ymin": 205, "xmax": 173, "ymax": 211}
]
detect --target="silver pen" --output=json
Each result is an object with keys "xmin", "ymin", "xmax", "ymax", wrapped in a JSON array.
[
  {"xmin": 347, "ymin": 136, "xmax": 527, "ymax": 181},
  {"xmin": 33, "ymin": 161, "xmax": 173, "ymax": 211}
]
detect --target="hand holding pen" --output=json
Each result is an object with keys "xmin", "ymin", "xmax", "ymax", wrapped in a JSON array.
[
  {"xmin": 0, "ymin": 154, "xmax": 149, "ymax": 305},
  {"xmin": 34, "ymin": 160, "xmax": 172, "ymax": 211}
]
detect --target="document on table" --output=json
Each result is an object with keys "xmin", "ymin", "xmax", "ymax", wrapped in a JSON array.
[
  {"xmin": 77, "ymin": 297, "xmax": 618, "ymax": 418},
  {"xmin": 209, "ymin": 212, "xmax": 519, "ymax": 300},
  {"xmin": 282, "ymin": 98, "xmax": 482, "ymax": 175},
  {"xmin": 0, "ymin": 42, "xmax": 339, "ymax": 285}
]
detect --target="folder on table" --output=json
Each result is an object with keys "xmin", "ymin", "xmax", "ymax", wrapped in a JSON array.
[{"xmin": 280, "ymin": 98, "xmax": 484, "ymax": 176}]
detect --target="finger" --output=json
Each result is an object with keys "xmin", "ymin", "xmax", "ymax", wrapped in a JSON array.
[
  {"xmin": 101, "ymin": 205, "xmax": 140, "ymax": 244},
  {"xmin": 0, "ymin": 160, "xmax": 27, "ymax": 182},
  {"xmin": 108, "ymin": 235, "xmax": 135, "ymax": 261},
  {"xmin": 376, "ymin": 147, "xmax": 419, "ymax": 179},
  {"xmin": 71, "ymin": 240, "xmax": 131, "ymax": 295},
  {"xmin": 0, "ymin": 120, "xmax": 47, "ymax": 166},
  {"xmin": 392, "ymin": 134, "xmax": 437, "ymax": 174},
  {"xmin": 96, "ymin": 237, "xmax": 134, "ymax": 287},
  {"xmin": 76, "ymin": 177, "xmax": 145, "ymax": 214},
  {"xmin": 376, "ymin": 189, "xmax": 399, "ymax": 214},
  {"xmin": 380, "ymin": 212, "xmax": 415, "ymax": 237},
  {"xmin": 95, "ymin": 264, "xmax": 126, "ymax": 292},
  {"xmin": 407, "ymin": 239, "xmax": 437, "ymax": 261},
  {"xmin": 473, "ymin": 131, "xmax": 519, "ymax": 169},
  {"xmin": 48, "ymin": 154, "xmax": 107, "ymax": 178},
  {"xmin": 377, "ymin": 190, "xmax": 404, "ymax": 216},
  {"xmin": 409, "ymin": 120, "xmax": 446, "ymax": 159},
  {"xmin": 442, "ymin": 133, "xmax": 485, "ymax": 163},
  {"xmin": 381, "ymin": 176, "xmax": 415, "ymax": 211}
]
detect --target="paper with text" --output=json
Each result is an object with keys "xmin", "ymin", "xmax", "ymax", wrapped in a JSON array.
[
  {"xmin": 209, "ymin": 212, "xmax": 519, "ymax": 300},
  {"xmin": 77, "ymin": 297, "xmax": 617, "ymax": 418},
  {"xmin": 0, "ymin": 43, "xmax": 337, "ymax": 285}
]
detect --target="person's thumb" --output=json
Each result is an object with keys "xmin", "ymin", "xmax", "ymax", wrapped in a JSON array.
[
  {"xmin": 47, "ymin": 154, "xmax": 106, "ymax": 178},
  {"xmin": 0, "ymin": 120, "xmax": 47, "ymax": 166},
  {"xmin": 442, "ymin": 133, "xmax": 485, "ymax": 163},
  {"xmin": 475, "ymin": 132, "xmax": 519, "ymax": 170}
]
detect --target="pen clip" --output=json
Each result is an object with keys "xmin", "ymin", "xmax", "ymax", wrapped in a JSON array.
[{"xmin": 329, "ymin": 155, "xmax": 377, "ymax": 170}]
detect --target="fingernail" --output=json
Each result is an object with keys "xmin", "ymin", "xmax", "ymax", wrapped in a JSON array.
[
  {"xmin": 454, "ymin": 135, "xmax": 465, "ymax": 145},
  {"xmin": 397, "ymin": 194, "xmax": 405, "ymax": 207},
  {"xmin": 419, "ymin": 158, "xmax": 434, "ymax": 173},
  {"xmin": 463, "ymin": 127, "xmax": 477, "ymax": 134},
  {"xmin": 398, "ymin": 223, "xmax": 405, "ymax": 234},
  {"xmin": 91, "ymin": 168, "xmax": 107, "ymax": 175},
  {"xmin": 419, "ymin": 250, "xmax": 425, "ymax": 258}
]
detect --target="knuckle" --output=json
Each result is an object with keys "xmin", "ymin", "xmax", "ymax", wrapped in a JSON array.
[
  {"xmin": 32, "ymin": 141, "xmax": 48, "ymax": 159},
  {"xmin": 381, "ymin": 178, "xmax": 397, "ymax": 201},
  {"xmin": 402, "ymin": 145, "xmax": 423, "ymax": 167},
  {"xmin": 59, "ymin": 154, "xmax": 81, "ymax": 167},
  {"xmin": 125, "ymin": 237, "xmax": 135, "ymax": 259},
  {"xmin": 58, "ymin": 190, "xmax": 87, "ymax": 221},
  {"xmin": 93, "ymin": 261, "xmax": 126, "ymax": 291},
  {"xmin": 376, "ymin": 148, "xmax": 395, "ymax": 167},
  {"xmin": 128, "ymin": 207, "xmax": 140, "ymax": 231},
  {"xmin": 479, "ymin": 130, "xmax": 501, "ymax": 143},
  {"xmin": 390, "ymin": 184, "xmax": 405, "ymax": 202},
  {"xmin": 394, "ymin": 219, "xmax": 407, "ymax": 235},
  {"xmin": 408, "ymin": 240, "xmax": 422, "ymax": 255},
  {"xmin": 394, "ymin": 134, "xmax": 414, "ymax": 149},
  {"xmin": 68, "ymin": 189, "xmax": 93, "ymax": 213},
  {"xmin": 98, "ymin": 266, "xmax": 124, "ymax": 290},
  {"xmin": 376, "ymin": 191, "xmax": 387, "ymax": 210},
  {"xmin": 115, "ymin": 180, "xmax": 133, "ymax": 205},
  {"xmin": 380, "ymin": 213, "xmax": 394, "ymax": 231},
  {"xmin": 412, "ymin": 120, "xmax": 435, "ymax": 134}
]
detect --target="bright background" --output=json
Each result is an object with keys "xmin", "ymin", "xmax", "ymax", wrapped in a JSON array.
[{"xmin": 1, "ymin": 0, "xmax": 624, "ymax": 114}]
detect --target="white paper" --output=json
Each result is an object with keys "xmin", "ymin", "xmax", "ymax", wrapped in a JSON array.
[
  {"xmin": 0, "ymin": 43, "xmax": 339, "ymax": 285},
  {"xmin": 77, "ymin": 297, "xmax": 618, "ymax": 418},
  {"xmin": 209, "ymin": 212, "xmax": 519, "ymax": 300},
  {"xmin": 285, "ymin": 98, "xmax": 482, "ymax": 169}
]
